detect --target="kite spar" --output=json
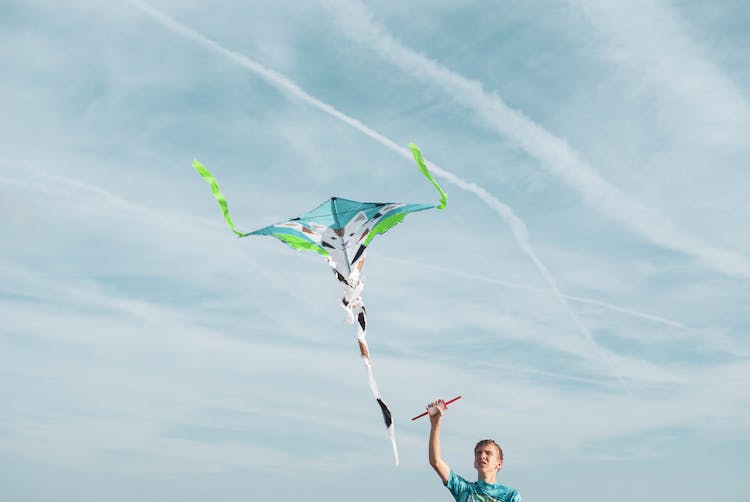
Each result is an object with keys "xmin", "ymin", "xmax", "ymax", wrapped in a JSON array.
[{"xmin": 194, "ymin": 144, "xmax": 447, "ymax": 464}]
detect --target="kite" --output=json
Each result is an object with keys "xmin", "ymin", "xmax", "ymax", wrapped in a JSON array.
[{"xmin": 193, "ymin": 143, "xmax": 446, "ymax": 464}]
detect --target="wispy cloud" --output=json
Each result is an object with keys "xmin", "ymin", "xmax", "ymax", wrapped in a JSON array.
[
  {"xmin": 573, "ymin": 0, "xmax": 750, "ymax": 148},
  {"xmin": 4, "ymin": 163, "xmax": 688, "ymax": 399},
  {"xmin": 326, "ymin": 0, "xmax": 750, "ymax": 280},
  {"xmin": 4, "ymin": 3, "xmax": 748, "ymax": 499},
  {"xmin": 128, "ymin": 0, "xmax": 637, "ymax": 385},
  {"xmin": 380, "ymin": 255, "xmax": 684, "ymax": 328},
  {"xmin": 0, "ymin": 164, "xmax": 333, "ymax": 323}
]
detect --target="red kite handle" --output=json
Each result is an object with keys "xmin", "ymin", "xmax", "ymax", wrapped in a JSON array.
[{"xmin": 411, "ymin": 395, "xmax": 462, "ymax": 421}]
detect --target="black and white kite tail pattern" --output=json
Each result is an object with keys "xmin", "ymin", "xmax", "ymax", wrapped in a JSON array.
[{"xmin": 333, "ymin": 255, "xmax": 399, "ymax": 465}]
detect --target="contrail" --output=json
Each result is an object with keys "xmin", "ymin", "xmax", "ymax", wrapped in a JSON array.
[
  {"xmin": 380, "ymin": 255, "xmax": 684, "ymax": 328},
  {"xmin": 130, "ymin": 0, "xmax": 627, "ymax": 383},
  {"xmin": 328, "ymin": 0, "xmax": 750, "ymax": 280},
  {"xmin": 1, "ymin": 165, "xmax": 329, "ymax": 321},
  {"xmin": 574, "ymin": 0, "xmax": 750, "ymax": 146}
]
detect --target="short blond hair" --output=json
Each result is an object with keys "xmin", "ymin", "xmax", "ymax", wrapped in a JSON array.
[{"xmin": 474, "ymin": 439, "xmax": 503, "ymax": 461}]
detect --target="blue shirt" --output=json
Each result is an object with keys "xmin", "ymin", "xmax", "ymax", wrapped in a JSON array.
[{"xmin": 445, "ymin": 470, "xmax": 522, "ymax": 502}]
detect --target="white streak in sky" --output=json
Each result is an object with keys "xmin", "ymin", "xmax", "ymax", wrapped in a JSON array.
[
  {"xmin": 573, "ymin": 0, "xmax": 750, "ymax": 147},
  {"xmin": 129, "ymin": 1, "xmax": 624, "ymax": 381},
  {"xmin": 0, "ymin": 166, "xmax": 326, "ymax": 320},
  {"xmin": 2, "ymin": 163, "xmax": 682, "ymax": 329},
  {"xmin": 329, "ymin": 0, "xmax": 750, "ymax": 280},
  {"xmin": 381, "ymin": 255, "xmax": 685, "ymax": 329}
]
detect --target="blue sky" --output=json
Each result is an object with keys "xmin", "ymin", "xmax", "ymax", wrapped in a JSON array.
[{"xmin": 2, "ymin": 0, "xmax": 749, "ymax": 500}]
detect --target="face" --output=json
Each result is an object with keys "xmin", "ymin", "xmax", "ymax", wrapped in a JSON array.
[{"xmin": 474, "ymin": 444, "xmax": 502, "ymax": 474}]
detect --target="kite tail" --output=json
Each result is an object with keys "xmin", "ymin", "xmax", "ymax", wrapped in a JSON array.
[
  {"xmin": 409, "ymin": 143, "xmax": 447, "ymax": 209},
  {"xmin": 330, "ymin": 257, "xmax": 399, "ymax": 465},
  {"xmin": 354, "ymin": 303, "xmax": 399, "ymax": 466},
  {"xmin": 193, "ymin": 160, "xmax": 245, "ymax": 237}
]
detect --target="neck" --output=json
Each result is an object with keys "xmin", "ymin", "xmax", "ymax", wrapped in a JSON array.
[{"xmin": 477, "ymin": 471, "xmax": 497, "ymax": 484}]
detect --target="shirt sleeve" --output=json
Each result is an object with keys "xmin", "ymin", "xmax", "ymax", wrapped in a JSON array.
[
  {"xmin": 445, "ymin": 470, "xmax": 470, "ymax": 499},
  {"xmin": 509, "ymin": 489, "xmax": 523, "ymax": 502}
]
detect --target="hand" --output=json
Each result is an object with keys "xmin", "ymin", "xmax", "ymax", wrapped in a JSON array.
[{"xmin": 427, "ymin": 399, "xmax": 446, "ymax": 425}]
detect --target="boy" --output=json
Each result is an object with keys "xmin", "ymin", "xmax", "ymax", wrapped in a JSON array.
[{"xmin": 428, "ymin": 399, "xmax": 522, "ymax": 502}]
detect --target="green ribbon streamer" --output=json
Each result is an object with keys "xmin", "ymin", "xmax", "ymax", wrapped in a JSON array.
[
  {"xmin": 272, "ymin": 232, "xmax": 330, "ymax": 257},
  {"xmin": 195, "ymin": 145, "xmax": 445, "ymax": 239},
  {"xmin": 364, "ymin": 212, "xmax": 408, "ymax": 247},
  {"xmin": 409, "ymin": 143, "xmax": 447, "ymax": 209},
  {"xmin": 193, "ymin": 159, "xmax": 244, "ymax": 237}
]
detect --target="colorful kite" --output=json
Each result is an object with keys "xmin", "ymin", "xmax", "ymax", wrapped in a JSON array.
[{"xmin": 194, "ymin": 144, "xmax": 446, "ymax": 464}]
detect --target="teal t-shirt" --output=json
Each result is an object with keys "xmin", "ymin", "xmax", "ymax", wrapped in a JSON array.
[{"xmin": 445, "ymin": 470, "xmax": 522, "ymax": 502}]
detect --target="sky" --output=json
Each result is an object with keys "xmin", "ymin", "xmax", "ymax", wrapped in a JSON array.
[{"xmin": 1, "ymin": 0, "xmax": 749, "ymax": 500}]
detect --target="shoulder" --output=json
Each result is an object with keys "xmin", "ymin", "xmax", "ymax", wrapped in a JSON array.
[
  {"xmin": 445, "ymin": 470, "xmax": 472, "ymax": 493},
  {"xmin": 498, "ymin": 484, "xmax": 522, "ymax": 502}
]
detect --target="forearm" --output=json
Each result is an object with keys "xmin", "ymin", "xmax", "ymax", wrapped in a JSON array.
[
  {"xmin": 429, "ymin": 420, "xmax": 441, "ymax": 465},
  {"xmin": 429, "ymin": 420, "xmax": 450, "ymax": 483}
]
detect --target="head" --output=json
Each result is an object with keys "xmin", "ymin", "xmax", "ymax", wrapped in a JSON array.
[{"xmin": 473, "ymin": 439, "xmax": 503, "ymax": 476}]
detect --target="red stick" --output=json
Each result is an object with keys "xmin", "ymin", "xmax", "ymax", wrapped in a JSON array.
[{"xmin": 411, "ymin": 395, "xmax": 462, "ymax": 421}]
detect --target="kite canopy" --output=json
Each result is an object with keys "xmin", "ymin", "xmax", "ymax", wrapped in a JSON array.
[
  {"xmin": 193, "ymin": 143, "xmax": 446, "ymax": 465},
  {"xmin": 246, "ymin": 198, "xmax": 437, "ymax": 273}
]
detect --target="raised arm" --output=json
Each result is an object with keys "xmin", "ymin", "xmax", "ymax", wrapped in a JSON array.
[{"xmin": 428, "ymin": 399, "xmax": 451, "ymax": 484}]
